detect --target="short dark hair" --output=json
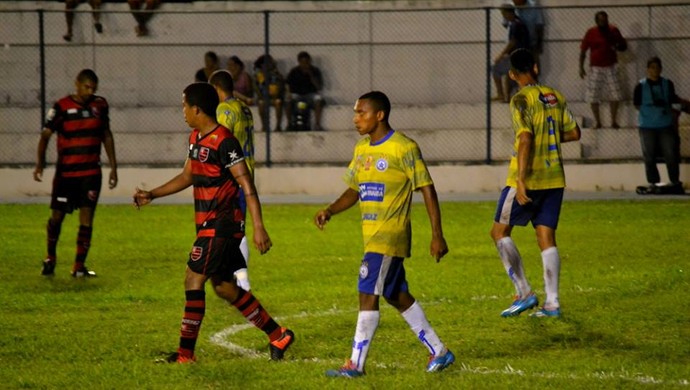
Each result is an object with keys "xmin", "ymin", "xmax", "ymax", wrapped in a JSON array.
[
  {"xmin": 208, "ymin": 70, "xmax": 234, "ymax": 94},
  {"xmin": 510, "ymin": 48, "xmax": 535, "ymax": 74},
  {"xmin": 183, "ymin": 82, "xmax": 219, "ymax": 119},
  {"xmin": 76, "ymin": 69, "xmax": 98, "ymax": 84},
  {"xmin": 205, "ymin": 51, "xmax": 218, "ymax": 63},
  {"xmin": 595, "ymin": 10, "xmax": 608, "ymax": 21},
  {"xmin": 647, "ymin": 56, "xmax": 662, "ymax": 69},
  {"xmin": 297, "ymin": 51, "xmax": 311, "ymax": 61},
  {"xmin": 359, "ymin": 91, "xmax": 391, "ymax": 122},
  {"xmin": 229, "ymin": 55, "xmax": 244, "ymax": 70}
]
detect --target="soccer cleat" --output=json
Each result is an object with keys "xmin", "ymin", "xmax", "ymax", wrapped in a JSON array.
[
  {"xmin": 269, "ymin": 328, "xmax": 294, "ymax": 360},
  {"xmin": 530, "ymin": 307, "xmax": 561, "ymax": 318},
  {"xmin": 71, "ymin": 267, "xmax": 97, "ymax": 278},
  {"xmin": 41, "ymin": 259, "xmax": 56, "ymax": 276},
  {"xmin": 426, "ymin": 349, "xmax": 455, "ymax": 372},
  {"xmin": 325, "ymin": 359, "xmax": 364, "ymax": 378},
  {"xmin": 155, "ymin": 352, "xmax": 196, "ymax": 364},
  {"xmin": 501, "ymin": 293, "xmax": 538, "ymax": 317}
]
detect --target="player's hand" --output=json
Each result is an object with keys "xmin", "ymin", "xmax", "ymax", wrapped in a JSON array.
[
  {"xmin": 109, "ymin": 170, "xmax": 118, "ymax": 189},
  {"xmin": 253, "ymin": 227, "xmax": 272, "ymax": 254},
  {"xmin": 314, "ymin": 209, "xmax": 332, "ymax": 230},
  {"xmin": 33, "ymin": 166, "xmax": 43, "ymax": 182},
  {"xmin": 132, "ymin": 187, "xmax": 153, "ymax": 210},
  {"xmin": 430, "ymin": 237, "xmax": 449, "ymax": 263},
  {"xmin": 516, "ymin": 182, "xmax": 532, "ymax": 206},
  {"xmin": 579, "ymin": 67, "xmax": 586, "ymax": 79}
]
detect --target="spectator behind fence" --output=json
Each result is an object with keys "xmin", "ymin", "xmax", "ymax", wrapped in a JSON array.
[
  {"xmin": 579, "ymin": 10, "xmax": 627, "ymax": 129},
  {"xmin": 493, "ymin": 4, "xmax": 530, "ymax": 103},
  {"xmin": 34, "ymin": 69, "xmax": 118, "ymax": 278},
  {"xmin": 286, "ymin": 51, "xmax": 325, "ymax": 131},
  {"xmin": 127, "ymin": 0, "xmax": 160, "ymax": 37},
  {"xmin": 513, "ymin": 0, "xmax": 545, "ymax": 66},
  {"xmin": 195, "ymin": 51, "xmax": 220, "ymax": 83},
  {"xmin": 227, "ymin": 55, "xmax": 254, "ymax": 106},
  {"xmin": 253, "ymin": 54, "xmax": 285, "ymax": 132},
  {"xmin": 633, "ymin": 56, "xmax": 685, "ymax": 194},
  {"xmin": 63, "ymin": 0, "xmax": 103, "ymax": 42}
]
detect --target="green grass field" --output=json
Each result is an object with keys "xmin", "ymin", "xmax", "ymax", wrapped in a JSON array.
[{"xmin": 1, "ymin": 200, "xmax": 688, "ymax": 389}]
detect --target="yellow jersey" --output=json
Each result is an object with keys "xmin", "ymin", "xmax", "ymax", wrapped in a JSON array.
[
  {"xmin": 506, "ymin": 84, "xmax": 578, "ymax": 189},
  {"xmin": 344, "ymin": 130, "xmax": 433, "ymax": 258},
  {"xmin": 216, "ymin": 98, "xmax": 255, "ymax": 175}
]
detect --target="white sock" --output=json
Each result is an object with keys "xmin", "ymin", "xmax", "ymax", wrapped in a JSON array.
[
  {"xmin": 496, "ymin": 237, "xmax": 531, "ymax": 297},
  {"xmin": 401, "ymin": 301, "xmax": 445, "ymax": 357},
  {"xmin": 234, "ymin": 237, "xmax": 251, "ymax": 290},
  {"xmin": 541, "ymin": 246, "xmax": 561, "ymax": 309},
  {"xmin": 350, "ymin": 310, "xmax": 379, "ymax": 372}
]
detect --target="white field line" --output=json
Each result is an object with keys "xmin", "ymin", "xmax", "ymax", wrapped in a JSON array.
[{"xmin": 209, "ymin": 307, "xmax": 689, "ymax": 386}]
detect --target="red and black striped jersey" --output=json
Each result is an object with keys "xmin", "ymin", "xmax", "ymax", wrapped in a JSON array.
[
  {"xmin": 44, "ymin": 95, "xmax": 109, "ymax": 178},
  {"xmin": 188, "ymin": 125, "xmax": 246, "ymax": 238}
]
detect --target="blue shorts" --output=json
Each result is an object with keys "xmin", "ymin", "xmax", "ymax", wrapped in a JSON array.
[
  {"xmin": 358, "ymin": 252, "xmax": 409, "ymax": 299},
  {"xmin": 493, "ymin": 186, "xmax": 564, "ymax": 229}
]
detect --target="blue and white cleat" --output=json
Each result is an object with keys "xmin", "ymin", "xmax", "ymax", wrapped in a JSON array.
[
  {"xmin": 326, "ymin": 359, "xmax": 364, "ymax": 378},
  {"xmin": 530, "ymin": 307, "xmax": 561, "ymax": 318},
  {"xmin": 426, "ymin": 349, "xmax": 455, "ymax": 372},
  {"xmin": 501, "ymin": 293, "xmax": 538, "ymax": 317}
]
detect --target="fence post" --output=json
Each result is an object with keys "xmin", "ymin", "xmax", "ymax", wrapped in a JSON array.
[
  {"xmin": 262, "ymin": 10, "xmax": 273, "ymax": 168},
  {"xmin": 39, "ymin": 9, "xmax": 46, "ymax": 127},
  {"xmin": 485, "ymin": 7, "xmax": 492, "ymax": 165}
]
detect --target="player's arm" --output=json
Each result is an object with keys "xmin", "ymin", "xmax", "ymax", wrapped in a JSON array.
[
  {"xmin": 230, "ymin": 160, "xmax": 272, "ymax": 254},
  {"xmin": 133, "ymin": 158, "xmax": 194, "ymax": 208},
  {"xmin": 314, "ymin": 187, "xmax": 359, "ymax": 230},
  {"xmin": 34, "ymin": 128, "xmax": 53, "ymax": 182},
  {"xmin": 561, "ymin": 123, "xmax": 581, "ymax": 143},
  {"xmin": 419, "ymin": 184, "xmax": 449, "ymax": 262},
  {"xmin": 516, "ymin": 131, "xmax": 533, "ymax": 206},
  {"xmin": 102, "ymin": 128, "xmax": 118, "ymax": 189}
]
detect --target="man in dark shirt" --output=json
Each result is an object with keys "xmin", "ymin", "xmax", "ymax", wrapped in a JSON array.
[
  {"xmin": 493, "ymin": 4, "xmax": 530, "ymax": 103},
  {"xmin": 286, "ymin": 51, "xmax": 325, "ymax": 130}
]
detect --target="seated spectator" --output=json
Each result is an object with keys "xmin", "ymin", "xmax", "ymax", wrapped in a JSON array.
[
  {"xmin": 253, "ymin": 54, "xmax": 285, "ymax": 132},
  {"xmin": 195, "ymin": 51, "xmax": 219, "ymax": 82},
  {"xmin": 63, "ymin": 0, "xmax": 103, "ymax": 42},
  {"xmin": 127, "ymin": 0, "xmax": 160, "ymax": 37},
  {"xmin": 493, "ymin": 4, "xmax": 530, "ymax": 103},
  {"xmin": 286, "ymin": 51, "xmax": 325, "ymax": 131},
  {"xmin": 228, "ymin": 55, "xmax": 254, "ymax": 105}
]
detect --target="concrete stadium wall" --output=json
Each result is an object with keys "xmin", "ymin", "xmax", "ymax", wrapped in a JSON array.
[{"xmin": 2, "ymin": 163, "xmax": 688, "ymax": 203}]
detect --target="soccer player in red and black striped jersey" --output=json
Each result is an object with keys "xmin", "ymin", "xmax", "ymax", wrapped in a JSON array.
[
  {"xmin": 34, "ymin": 69, "xmax": 118, "ymax": 278},
  {"xmin": 132, "ymin": 82, "xmax": 294, "ymax": 364}
]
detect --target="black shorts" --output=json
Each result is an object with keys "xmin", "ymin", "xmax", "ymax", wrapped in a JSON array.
[
  {"xmin": 50, "ymin": 175, "xmax": 102, "ymax": 213},
  {"xmin": 188, "ymin": 236, "xmax": 247, "ymax": 281}
]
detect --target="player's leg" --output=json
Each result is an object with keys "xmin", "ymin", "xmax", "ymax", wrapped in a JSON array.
[
  {"xmin": 274, "ymin": 98, "xmax": 283, "ymax": 131},
  {"xmin": 530, "ymin": 189, "xmax": 563, "ymax": 318},
  {"xmin": 313, "ymin": 94, "xmax": 324, "ymax": 130},
  {"xmin": 327, "ymin": 253, "xmax": 387, "ymax": 377},
  {"xmin": 43, "ymin": 175, "xmax": 72, "ymax": 275},
  {"xmin": 71, "ymin": 176, "xmax": 101, "ymax": 277},
  {"xmin": 639, "ymin": 128, "xmax": 662, "ymax": 186},
  {"xmin": 658, "ymin": 127, "xmax": 681, "ymax": 185},
  {"xmin": 234, "ymin": 189, "xmax": 250, "ymax": 290},
  {"xmin": 383, "ymin": 265, "xmax": 454, "ymax": 372},
  {"xmin": 491, "ymin": 187, "xmax": 536, "ymax": 317},
  {"xmin": 605, "ymin": 66, "xmax": 622, "ymax": 128},
  {"xmin": 210, "ymin": 237, "xmax": 293, "ymax": 360}
]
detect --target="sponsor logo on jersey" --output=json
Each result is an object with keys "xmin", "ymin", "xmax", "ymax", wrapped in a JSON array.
[
  {"xmin": 359, "ymin": 261, "xmax": 369, "ymax": 279},
  {"xmin": 91, "ymin": 107, "xmax": 99, "ymax": 117},
  {"xmin": 57, "ymin": 197, "xmax": 68, "ymax": 203},
  {"xmin": 362, "ymin": 213, "xmax": 378, "ymax": 221},
  {"xmin": 539, "ymin": 92, "xmax": 559, "ymax": 107},
  {"xmin": 190, "ymin": 246, "xmax": 203, "ymax": 261},
  {"xmin": 67, "ymin": 108, "xmax": 78, "ymax": 115},
  {"xmin": 375, "ymin": 158, "xmax": 388, "ymax": 172},
  {"xmin": 364, "ymin": 155, "xmax": 373, "ymax": 171},
  {"xmin": 359, "ymin": 182, "xmax": 385, "ymax": 202},
  {"xmin": 199, "ymin": 147, "xmax": 210, "ymax": 162}
]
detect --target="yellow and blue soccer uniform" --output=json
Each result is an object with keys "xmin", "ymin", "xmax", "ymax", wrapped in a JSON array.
[
  {"xmin": 343, "ymin": 130, "xmax": 433, "ymax": 258},
  {"xmin": 216, "ymin": 98, "xmax": 255, "ymax": 176},
  {"xmin": 506, "ymin": 85, "xmax": 578, "ymax": 189}
]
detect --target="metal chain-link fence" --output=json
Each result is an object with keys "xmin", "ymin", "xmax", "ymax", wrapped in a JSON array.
[{"xmin": 1, "ymin": 4, "xmax": 689, "ymax": 166}]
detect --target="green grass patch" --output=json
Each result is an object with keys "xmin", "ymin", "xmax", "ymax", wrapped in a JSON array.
[{"xmin": 0, "ymin": 200, "xmax": 688, "ymax": 389}]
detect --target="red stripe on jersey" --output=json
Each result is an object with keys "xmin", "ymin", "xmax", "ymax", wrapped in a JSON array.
[{"xmin": 62, "ymin": 169, "xmax": 102, "ymax": 178}]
